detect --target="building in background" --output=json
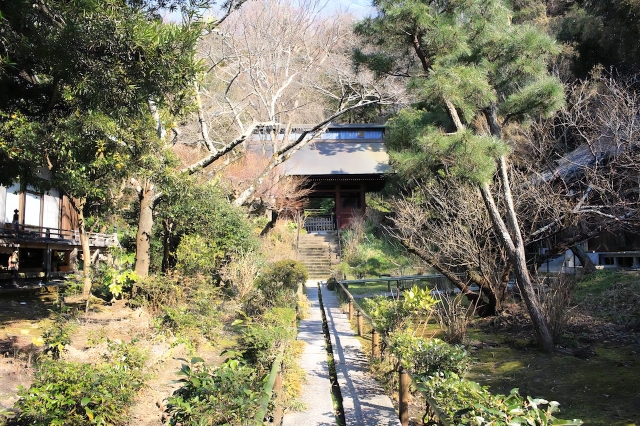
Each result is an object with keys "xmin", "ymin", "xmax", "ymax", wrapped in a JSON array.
[{"xmin": 0, "ymin": 184, "xmax": 116, "ymax": 284}]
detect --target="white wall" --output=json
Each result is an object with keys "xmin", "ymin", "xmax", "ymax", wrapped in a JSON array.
[
  {"xmin": 4, "ymin": 184, "xmax": 19, "ymax": 223},
  {"xmin": 43, "ymin": 189, "xmax": 61, "ymax": 229},
  {"xmin": 0, "ymin": 186, "xmax": 6, "ymax": 224}
]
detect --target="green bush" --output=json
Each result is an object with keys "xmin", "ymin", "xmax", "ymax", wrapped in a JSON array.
[
  {"xmin": 240, "ymin": 308, "xmax": 296, "ymax": 368},
  {"xmin": 16, "ymin": 342, "xmax": 146, "ymax": 425},
  {"xmin": 361, "ymin": 286, "xmax": 438, "ymax": 337},
  {"xmin": 247, "ymin": 260, "xmax": 307, "ymax": 314},
  {"xmin": 175, "ymin": 234, "xmax": 224, "ymax": 276},
  {"xmin": 418, "ymin": 374, "xmax": 583, "ymax": 425},
  {"xmin": 389, "ymin": 333, "xmax": 468, "ymax": 378},
  {"xmin": 41, "ymin": 311, "xmax": 75, "ymax": 360},
  {"xmin": 255, "ymin": 259, "xmax": 308, "ymax": 294},
  {"xmin": 165, "ymin": 358, "xmax": 263, "ymax": 426}
]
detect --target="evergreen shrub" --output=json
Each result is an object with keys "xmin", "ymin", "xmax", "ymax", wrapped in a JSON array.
[{"xmin": 16, "ymin": 342, "xmax": 146, "ymax": 425}]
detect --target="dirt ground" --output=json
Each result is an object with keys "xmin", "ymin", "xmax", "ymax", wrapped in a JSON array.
[{"xmin": 0, "ymin": 288, "xmax": 221, "ymax": 425}]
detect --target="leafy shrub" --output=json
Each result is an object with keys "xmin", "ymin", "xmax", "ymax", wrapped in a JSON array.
[
  {"xmin": 92, "ymin": 249, "xmax": 138, "ymax": 300},
  {"xmin": 255, "ymin": 259, "xmax": 308, "ymax": 295},
  {"xmin": 362, "ymin": 286, "xmax": 438, "ymax": 337},
  {"xmin": 156, "ymin": 180, "xmax": 257, "ymax": 272},
  {"xmin": 246, "ymin": 260, "xmax": 307, "ymax": 315},
  {"xmin": 389, "ymin": 333, "xmax": 468, "ymax": 378},
  {"xmin": 16, "ymin": 342, "xmax": 146, "ymax": 425},
  {"xmin": 165, "ymin": 358, "xmax": 263, "ymax": 426},
  {"xmin": 41, "ymin": 312, "xmax": 75, "ymax": 359},
  {"xmin": 175, "ymin": 234, "xmax": 224, "ymax": 276},
  {"xmin": 240, "ymin": 308, "xmax": 296, "ymax": 369},
  {"xmin": 418, "ymin": 373, "xmax": 583, "ymax": 425}
]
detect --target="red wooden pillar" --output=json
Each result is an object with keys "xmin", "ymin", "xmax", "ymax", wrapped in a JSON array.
[{"xmin": 335, "ymin": 183, "xmax": 342, "ymax": 229}]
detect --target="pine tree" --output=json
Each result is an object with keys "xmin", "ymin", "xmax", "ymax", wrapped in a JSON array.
[{"xmin": 355, "ymin": 0, "xmax": 565, "ymax": 351}]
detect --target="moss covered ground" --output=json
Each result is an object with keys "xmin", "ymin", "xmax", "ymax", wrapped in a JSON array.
[{"xmin": 349, "ymin": 270, "xmax": 640, "ymax": 425}]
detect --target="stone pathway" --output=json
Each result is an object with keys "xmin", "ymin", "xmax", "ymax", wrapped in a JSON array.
[
  {"xmin": 283, "ymin": 280, "xmax": 335, "ymax": 426},
  {"xmin": 283, "ymin": 280, "xmax": 400, "ymax": 426},
  {"xmin": 322, "ymin": 283, "xmax": 401, "ymax": 426}
]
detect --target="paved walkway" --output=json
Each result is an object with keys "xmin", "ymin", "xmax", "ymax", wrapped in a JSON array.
[
  {"xmin": 323, "ymin": 283, "xmax": 401, "ymax": 426},
  {"xmin": 283, "ymin": 280, "xmax": 400, "ymax": 426},
  {"xmin": 283, "ymin": 280, "xmax": 335, "ymax": 426}
]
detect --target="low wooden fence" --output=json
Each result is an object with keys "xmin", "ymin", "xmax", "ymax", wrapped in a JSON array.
[{"xmin": 333, "ymin": 280, "xmax": 453, "ymax": 426}]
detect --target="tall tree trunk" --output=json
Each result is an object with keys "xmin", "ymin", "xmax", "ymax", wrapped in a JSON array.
[
  {"xmin": 480, "ymin": 108, "xmax": 554, "ymax": 352},
  {"xmin": 480, "ymin": 176, "xmax": 554, "ymax": 353},
  {"xmin": 134, "ymin": 180, "xmax": 155, "ymax": 278},
  {"xmin": 72, "ymin": 197, "xmax": 93, "ymax": 298},
  {"xmin": 570, "ymin": 244, "xmax": 597, "ymax": 274},
  {"xmin": 162, "ymin": 220, "xmax": 173, "ymax": 272}
]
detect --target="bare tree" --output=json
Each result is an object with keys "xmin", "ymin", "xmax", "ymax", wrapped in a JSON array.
[
  {"xmin": 391, "ymin": 179, "xmax": 511, "ymax": 316},
  {"xmin": 132, "ymin": 0, "xmax": 407, "ymax": 276},
  {"xmin": 177, "ymin": 0, "xmax": 407, "ymax": 206},
  {"xmin": 512, "ymin": 73, "xmax": 640, "ymax": 273}
]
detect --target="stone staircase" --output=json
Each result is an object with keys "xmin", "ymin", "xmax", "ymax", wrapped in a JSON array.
[{"xmin": 297, "ymin": 232, "xmax": 339, "ymax": 280}]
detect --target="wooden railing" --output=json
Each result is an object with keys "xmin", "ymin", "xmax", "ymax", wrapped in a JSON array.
[
  {"xmin": 333, "ymin": 279, "xmax": 453, "ymax": 426},
  {"xmin": 0, "ymin": 224, "xmax": 118, "ymax": 247}
]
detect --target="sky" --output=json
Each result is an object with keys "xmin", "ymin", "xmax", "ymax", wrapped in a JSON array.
[
  {"xmin": 162, "ymin": 0, "xmax": 375, "ymax": 23},
  {"xmin": 321, "ymin": 0, "xmax": 374, "ymax": 17}
]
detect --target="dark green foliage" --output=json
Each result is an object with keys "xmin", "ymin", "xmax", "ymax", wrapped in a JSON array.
[
  {"xmin": 244, "ymin": 260, "xmax": 306, "ymax": 316},
  {"xmin": 159, "ymin": 180, "xmax": 257, "ymax": 273},
  {"xmin": 165, "ymin": 357, "xmax": 263, "ymax": 426},
  {"xmin": 0, "ymin": 0, "xmax": 202, "ymax": 188},
  {"xmin": 16, "ymin": 342, "xmax": 146, "ymax": 426},
  {"xmin": 552, "ymin": 0, "xmax": 640, "ymax": 77},
  {"xmin": 388, "ymin": 117, "xmax": 509, "ymax": 184},
  {"xmin": 355, "ymin": 0, "xmax": 564, "ymax": 185},
  {"xmin": 326, "ymin": 277, "xmax": 337, "ymax": 291}
]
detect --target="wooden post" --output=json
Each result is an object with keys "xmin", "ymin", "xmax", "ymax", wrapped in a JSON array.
[
  {"xmin": 399, "ymin": 366, "xmax": 410, "ymax": 426},
  {"xmin": 272, "ymin": 369, "xmax": 284, "ymax": 425},
  {"xmin": 348, "ymin": 299, "xmax": 354, "ymax": 321},
  {"xmin": 356, "ymin": 311, "xmax": 363, "ymax": 336},
  {"xmin": 372, "ymin": 330, "xmax": 380, "ymax": 359}
]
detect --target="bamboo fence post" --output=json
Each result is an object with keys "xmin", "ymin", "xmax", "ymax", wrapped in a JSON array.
[
  {"xmin": 272, "ymin": 369, "xmax": 284, "ymax": 424},
  {"xmin": 348, "ymin": 299, "xmax": 354, "ymax": 321},
  {"xmin": 372, "ymin": 330, "xmax": 380, "ymax": 359},
  {"xmin": 356, "ymin": 311, "xmax": 363, "ymax": 336},
  {"xmin": 399, "ymin": 366, "xmax": 410, "ymax": 426}
]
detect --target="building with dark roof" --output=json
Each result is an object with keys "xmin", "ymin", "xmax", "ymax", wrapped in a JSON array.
[{"xmin": 252, "ymin": 123, "xmax": 391, "ymax": 230}]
